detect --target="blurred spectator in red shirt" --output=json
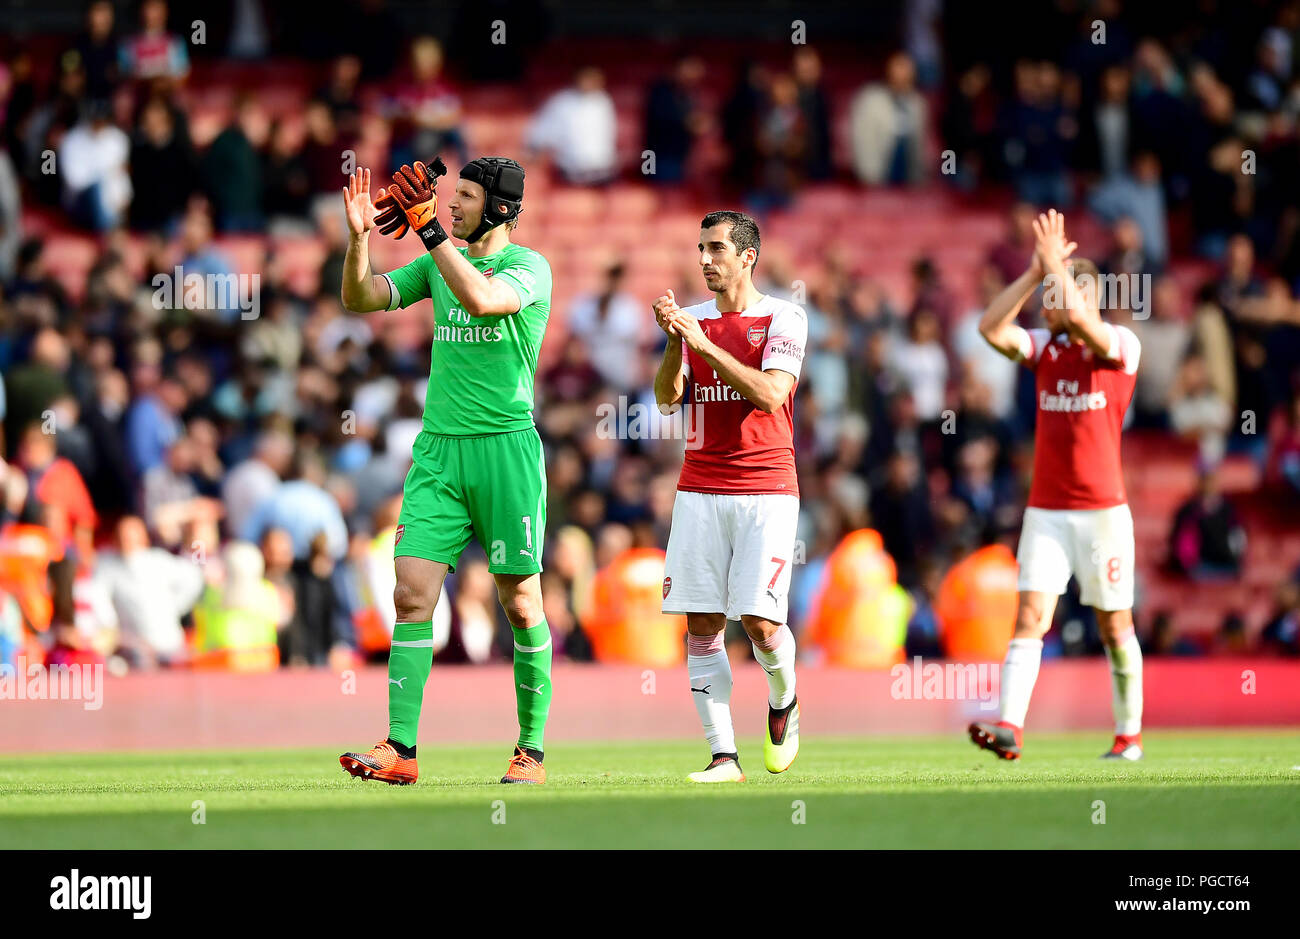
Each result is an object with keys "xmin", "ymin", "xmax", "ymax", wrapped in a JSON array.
[
  {"xmin": 118, "ymin": 0, "xmax": 189, "ymax": 83},
  {"xmin": 17, "ymin": 421, "xmax": 96, "ymax": 557},
  {"xmin": 386, "ymin": 37, "xmax": 467, "ymax": 169},
  {"xmin": 987, "ymin": 203, "xmax": 1038, "ymax": 287}
]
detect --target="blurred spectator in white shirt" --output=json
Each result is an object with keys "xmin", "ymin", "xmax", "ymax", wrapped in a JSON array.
[
  {"xmin": 1170, "ymin": 351, "xmax": 1232, "ymax": 466},
  {"xmin": 527, "ymin": 66, "xmax": 617, "ymax": 184},
  {"xmin": 952, "ymin": 266, "xmax": 1018, "ymax": 419},
  {"xmin": 1129, "ymin": 278, "xmax": 1191, "ymax": 425},
  {"xmin": 568, "ymin": 260, "xmax": 645, "ymax": 391},
  {"xmin": 95, "ymin": 515, "xmax": 204, "ymax": 666},
  {"xmin": 849, "ymin": 52, "xmax": 927, "ymax": 185},
  {"xmin": 892, "ymin": 308, "xmax": 949, "ymax": 421},
  {"xmin": 59, "ymin": 99, "xmax": 131, "ymax": 231}
]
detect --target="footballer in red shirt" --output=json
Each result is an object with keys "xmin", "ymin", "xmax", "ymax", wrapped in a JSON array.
[
  {"xmin": 970, "ymin": 210, "xmax": 1145, "ymax": 762},
  {"xmin": 653, "ymin": 211, "xmax": 807, "ymax": 782}
]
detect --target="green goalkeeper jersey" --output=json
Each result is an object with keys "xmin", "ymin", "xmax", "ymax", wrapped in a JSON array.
[{"xmin": 383, "ymin": 243, "xmax": 552, "ymax": 437}]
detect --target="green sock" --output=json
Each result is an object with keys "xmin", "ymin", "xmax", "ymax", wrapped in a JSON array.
[
  {"xmin": 512, "ymin": 619, "xmax": 553, "ymax": 752},
  {"xmin": 387, "ymin": 621, "xmax": 433, "ymax": 748}
]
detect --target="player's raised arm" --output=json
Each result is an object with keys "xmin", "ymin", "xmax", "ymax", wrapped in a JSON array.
[
  {"xmin": 430, "ymin": 242, "xmax": 523, "ymax": 316},
  {"xmin": 340, "ymin": 168, "xmax": 396, "ymax": 313},
  {"xmin": 978, "ymin": 255, "xmax": 1046, "ymax": 362},
  {"xmin": 670, "ymin": 308, "xmax": 795, "ymax": 415},
  {"xmin": 1033, "ymin": 209, "xmax": 1120, "ymax": 362},
  {"xmin": 653, "ymin": 289, "xmax": 688, "ymax": 412}
]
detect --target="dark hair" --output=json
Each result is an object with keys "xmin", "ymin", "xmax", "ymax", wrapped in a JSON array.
[{"xmin": 700, "ymin": 210, "xmax": 760, "ymax": 267}]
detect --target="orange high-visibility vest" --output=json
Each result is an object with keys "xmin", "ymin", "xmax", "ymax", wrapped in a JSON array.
[
  {"xmin": 0, "ymin": 523, "xmax": 63, "ymax": 632},
  {"xmin": 806, "ymin": 529, "xmax": 910, "ymax": 668},
  {"xmin": 935, "ymin": 544, "xmax": 1019, "ymax": 662},
  {"xmin": 581, "ymin": 548, "xmax": 687, "ymax": 667}
]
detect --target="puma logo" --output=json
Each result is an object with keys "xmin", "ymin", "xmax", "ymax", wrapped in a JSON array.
[
  {"xmin": 690, "ymin": 684, "xmax": 711, "ymax": 694},
  {"xmin": 766, "ymin": 589, "xmax": 780, "ymax": 603},
  {"xmin": 519, "ymin": 682, "xmax": 544, "ymax": 695},
  {"xmin": 389, "ymin": 677, "xmax": 407, "ymax": 689}
]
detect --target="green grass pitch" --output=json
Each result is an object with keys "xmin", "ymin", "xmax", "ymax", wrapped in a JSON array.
[{"xmin": 1, "ymin": 731, "xmax": 1297, "ymax": 849}]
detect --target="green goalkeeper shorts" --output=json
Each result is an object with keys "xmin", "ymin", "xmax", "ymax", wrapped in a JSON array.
[{"xmin": 394, "ymin": 428, "xmax": 547, "ymax": 575}]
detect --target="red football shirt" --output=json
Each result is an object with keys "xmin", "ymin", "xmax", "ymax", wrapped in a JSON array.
[
  {"xmin": 33, "ymin": 457, "xmax": 98, "ymax": 535},
  {"xmin": 677, "ymin": 295, "xmax": 807, "ymax": 496},
  {"xmin": 1020, "ymin": 325, "xmax": 1141, "ymax": 510}
]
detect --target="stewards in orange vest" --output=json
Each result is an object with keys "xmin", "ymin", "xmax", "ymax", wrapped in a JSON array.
[
  {"xmin": 805, "ymin": 529, "xmax": 911, "ymax": 668},
  {"xmin": 581, "ymin": 547, "xmax": 687, "ymax": 667},
  {"xmin": 0, "ymin": 522, "xmax": 63, "ymax": 633},
  {"xmin": 935, "ymin": 543, "xmax": 1020, "ymax": 662}
]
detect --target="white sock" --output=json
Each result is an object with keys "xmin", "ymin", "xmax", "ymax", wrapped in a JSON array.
[
  {"xmin": 999, "ymin": 637, "xmax": 1043, "ymax": 728},
  {"xmin": 752, "ymin": 624, "xmax": 796, "ymax": 709},
  {"xmin": 686, "ymin": 634, "xmax": 735, "ymax": 756},
  {"xmin": 1105, "ymin": 630, "xmax": 1143, "ymax": 736}
]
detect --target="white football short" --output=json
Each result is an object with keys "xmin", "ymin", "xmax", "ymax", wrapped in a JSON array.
[
  {"xmin": 1016, "ymin": 504, "xmax": 1135, "ymax": 611},
  {"xmin": 661, "ymin": 490, "xmax": 801, "ymax": 622}
]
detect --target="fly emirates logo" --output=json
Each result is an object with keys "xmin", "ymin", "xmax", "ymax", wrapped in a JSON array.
[
  {"xmin": 693, "ymin": 379, "xmax": 746, "ymax": 404},
  {"xmin": 434, "ymin": 307, "xmax": 504, "ymax": 344},
  {"xmin": 1040, "ymin": 378, "xmax": 1107, "ymax": 413}
]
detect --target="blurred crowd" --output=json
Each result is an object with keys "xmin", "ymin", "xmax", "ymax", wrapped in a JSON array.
[{"xmin": 2, "ymin": 0, "xmax": 1300, "ymax": 674}]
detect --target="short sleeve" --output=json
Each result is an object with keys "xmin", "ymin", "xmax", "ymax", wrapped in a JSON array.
[
  {"xmin": 1017, "ymin": 327, "xmax": 1052, "ymax": 368},
  {"xmin": 384, "ymin": 255, "xmax": 435, "ymax": 310},
  {"xmin": 1106, "ymin": 324, "xmax": 1142, "ymax": 375},
  {"xmin": 762, "ymin": 302, "xmax": 808, "ymax": 379},
  {"xmin": 492, "ymin": 250, "xmax": 552, "ymax": 312}
]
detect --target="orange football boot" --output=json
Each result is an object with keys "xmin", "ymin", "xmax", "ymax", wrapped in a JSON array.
[
  {"xmin": 339, "ymin": 740, "xmax": 418, "ymax": 785},
  {"xmin": 500, "ymin": 746, "xmax": 546, "ymax": 784}
]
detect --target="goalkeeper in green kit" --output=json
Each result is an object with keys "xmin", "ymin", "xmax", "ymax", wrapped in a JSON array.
[{"xmin": 337, "ymin": 156, "xmax": 553, "ymax": 785}]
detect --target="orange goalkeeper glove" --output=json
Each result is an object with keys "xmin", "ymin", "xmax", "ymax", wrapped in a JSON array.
[{"xmin": 374, "ymin": 158, "xmax": 448, "ymax": 248}]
